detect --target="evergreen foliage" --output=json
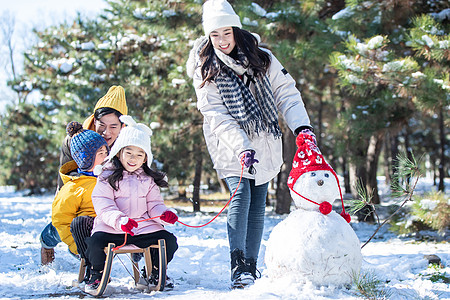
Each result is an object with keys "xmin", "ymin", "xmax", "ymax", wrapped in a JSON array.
[
  {"xmin": 353, "ymin": 151, "xmax": 426, "ymax": 248},
  {"xmin": 0, "ymin": 102, "xmax": 62, "ymax": 192},
  {"xmin": 352, "ymin": 270, "xmax": 392, "ymax": 300},
  {"xmin": 2, "ymin": 0, "xmax": 212, "ymax": 195},
  {"xmin": 390, "ymin": 191, "xmax": 450, "ymax": 234},
  {"xmin": 329, "ymin": 0, "xmax": 449, "ymax": 202},
  {"xmin": 0, "ymin": 1, "xmax": 448, "ymax": 212}
]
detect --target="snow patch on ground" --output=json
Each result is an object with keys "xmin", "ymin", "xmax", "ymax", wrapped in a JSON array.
[{"xmin": 0, "ymin": 180, "xmax": 448, "ymax": 299}]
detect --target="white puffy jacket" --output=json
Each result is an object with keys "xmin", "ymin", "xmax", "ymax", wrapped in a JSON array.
[{"xmin": 187, "ymin": 38, "xmax": 311, "ymax": 185}]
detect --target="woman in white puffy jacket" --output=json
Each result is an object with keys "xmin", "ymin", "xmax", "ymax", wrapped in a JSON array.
[{"xmin": 187, "ymin": 0, "xmax": 313, "ymax": 289}]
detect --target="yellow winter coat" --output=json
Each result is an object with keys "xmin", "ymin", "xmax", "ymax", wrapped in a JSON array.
[{"xmin": 52, "ymin": 160, "xmax": 97, "ymax": 254}]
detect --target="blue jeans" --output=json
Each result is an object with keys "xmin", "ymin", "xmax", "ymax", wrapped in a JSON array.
[
  {"xmin": 40, "ymin": 222, "xmax": 61, "ymax": 249},
  {"xmin": 225, "ymin": 177, "xmax": 268, "ymax": 260}
]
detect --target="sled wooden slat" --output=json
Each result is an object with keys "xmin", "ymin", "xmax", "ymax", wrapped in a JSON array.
[
  {"xmin": 77, "ymin": 258, "xmax": 86, "ymax": 284},
  {"xmin": 74, "ymin": 239, "xmax": 167, "ymax": 297},
  {"xmin": 148, "ymin": 239, "xmax": 167, "ymax": 292},
  {"xmin": 90, "ymin": 242, "xmax": 114, "ymax": 297}
]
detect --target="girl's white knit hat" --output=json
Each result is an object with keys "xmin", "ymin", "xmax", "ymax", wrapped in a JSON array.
[
  {"xmin": 94, "ymin": 115, "xmax": 153, "ymax": 175},
  {"xmin": 202, "ymin": 0, "xmax": 242, "ymax": 36}
]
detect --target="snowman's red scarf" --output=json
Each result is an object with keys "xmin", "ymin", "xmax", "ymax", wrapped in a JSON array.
[{"xmin": 288, "ymin": 169, "xmax": 351, "ymax": 223}]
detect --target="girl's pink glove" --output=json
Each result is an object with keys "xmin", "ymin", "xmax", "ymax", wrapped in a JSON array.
[
  {"xmin": 120, "ymin": 217, "xmax": 138, "ymax": 236},
  {"xmin": 160, "ymin": 210, "xmax": 178, "ymax": 224}
]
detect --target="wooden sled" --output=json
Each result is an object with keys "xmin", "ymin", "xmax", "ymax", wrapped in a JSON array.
[{"xmin": 73, "ymin": 239, "xmax": 167, "ymax": 297}]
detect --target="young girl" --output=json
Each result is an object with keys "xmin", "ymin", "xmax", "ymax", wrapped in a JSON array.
[
  {"xmin": 187, "ymin": 0, "xmax": 314, "ymax": 289},
  {"xmin": 85, "ymin": 115, "xmax": 178, "ymax": 292}
]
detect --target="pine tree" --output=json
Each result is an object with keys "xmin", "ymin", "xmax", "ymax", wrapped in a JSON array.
[
  {"xmin": 406, "ymin": 14, "xmax": 449, "ymax": 191},
  {"xmin": 329, "ymin": 0, "xmax": 449, "ymax": 208},
  {"xmin": 4, "ymin": 0, "xmax": 214, "ymax": 205},
  {"xmin": 0, "ymin": 101, "xmax": 62, "ymax": 192},
  {"xmin": 2, "ymin": 0, "xmax": 447, "ymax": 215}
]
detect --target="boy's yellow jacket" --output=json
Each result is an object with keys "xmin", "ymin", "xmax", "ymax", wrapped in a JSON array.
[{"xmin": 52, "ymin": 160, "xmax": 97, "ymax": 254}]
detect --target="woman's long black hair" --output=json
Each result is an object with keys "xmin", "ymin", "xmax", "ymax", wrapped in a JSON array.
[
  {"xmin": 199, "ymin": 27, "xmax": 271, "ymax": 88},
  {"xmin": 107, "ymin": 154, "xmax": 168, "ymax": 191}
]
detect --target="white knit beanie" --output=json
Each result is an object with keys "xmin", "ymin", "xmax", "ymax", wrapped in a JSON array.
[
  {"xmin": 202, "ymin": 0, "xmax": 242, "ymax": 37},
  {"xmin": 94, "ymin": 115, "xmax": 153, "ymax": 175}
]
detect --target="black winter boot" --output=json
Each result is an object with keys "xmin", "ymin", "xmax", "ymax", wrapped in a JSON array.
[
  {"xmin": 245, "ymin": 258, "xmax": 261, "ymax": 280},
  {"xmin": 82, "ymin": 264, "xmax": 91, "ymax": 283},
  {"xmin": 139, "ymin": 265, "xmax": 174, "ymax": 290},
  {"xmin": 85, "ymin": 269, "xmax": 102, "ymax": 292},
  {"xmin": 230, "ymin": 249, "xmax": 254, "ymax": 289}
]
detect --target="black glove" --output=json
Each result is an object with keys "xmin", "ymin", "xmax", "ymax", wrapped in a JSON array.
[{"xmin": 294, "ymin": 125, "xmax": 314, "ymax": 136}]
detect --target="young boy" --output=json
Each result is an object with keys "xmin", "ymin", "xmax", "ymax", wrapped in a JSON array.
[{"xmin": 49, "ymin": 122, "xmax": 108, "ymax": 284}]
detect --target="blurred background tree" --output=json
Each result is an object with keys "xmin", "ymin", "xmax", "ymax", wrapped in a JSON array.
[{"xmin": 0, "ymin": 0, "xmax": 448, "ymax": 216}]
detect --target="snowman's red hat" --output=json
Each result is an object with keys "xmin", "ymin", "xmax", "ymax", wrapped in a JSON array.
[
  {"xmin": 287, "ymin": 133, "xmax": 332, "ymax": 188},
  {"xmin": 287, "ymin": 132, "xmax": 350, "ymax": 222}
]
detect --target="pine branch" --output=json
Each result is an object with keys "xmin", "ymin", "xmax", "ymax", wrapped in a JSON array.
[
  {"xmin": 360, "ymin": 175, "xmax": 419, "ymax": 249},
  {"xmin": 353, "ymin": 270, "xmax": 392, "ymax": 299},
  {"xmin": 353, "ymin": 152, "xmax": 422, "ymax": 249}
]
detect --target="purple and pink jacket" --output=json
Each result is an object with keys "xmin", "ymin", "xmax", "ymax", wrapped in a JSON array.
[{"xmin": 91, "ymin": 164, "xmax": 168, "ymax": 236}]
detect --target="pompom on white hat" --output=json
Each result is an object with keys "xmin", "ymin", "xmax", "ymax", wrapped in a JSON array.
[
  {"xmin": 202, "ymin": 0, "xmax": 242, "ymax": 37},
  {"xmin": 94, "ymin": 115, "xmax": 153, "ymax": 175}
]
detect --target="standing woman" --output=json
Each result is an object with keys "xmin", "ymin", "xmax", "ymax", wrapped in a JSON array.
[{"xmin": 187, "ymin": 0, "xmax": 314, "ymax": 289}]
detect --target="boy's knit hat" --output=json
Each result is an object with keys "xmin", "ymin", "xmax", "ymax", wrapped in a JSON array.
[
  {"xmin": 202, "ymin": 0, "xmax": 242, "ymax": 37},
  {"xmin": 95, "ymin": 116, "xmax": 153, "ymax": 174},
  {"xmin": 67, "ymin": 121, "xmax": 108, "ymax": 171},
  {"xmin": 82, "ymin": 85, "xmax": 128, "ymax": 130}
]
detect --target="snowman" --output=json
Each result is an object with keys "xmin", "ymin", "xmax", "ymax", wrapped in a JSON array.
[{"xmin": 265, "ymin": 132, "xmax": 362, "ymax": 286}]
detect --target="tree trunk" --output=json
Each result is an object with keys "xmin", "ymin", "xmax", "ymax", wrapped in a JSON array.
[
  {"xmin": 192, "ymin": 143, "xmax": 203, "ymax": 212},
  {"xmin": 432, "ymin": 155, "xmax": 437, "ymax": 186},
  {"xmin": 438, "ymin": 106, "xmax": 446, "ymax": 192},
  {"xmin": 275, "ymin": 121, "xmax": 296, "ymax": 214},
  {"xmin": 342, "ymin": 155, "xmax": 351, "ymax": 194},
  {"xmin": 349, "ymin": 143, "xmax": 375, "ymax": 222},
  {"xmin": 349, "ymin": 155, "xmax": 367, "ymax": 199},
  {"xmin": 390, "ymin": 131, "xmax": 400, "ymax": 189},
  {"xmin": 366, "ymin": 132, "xmax": 384, "ymax": 204},
  {"xmin": 383, "ymin": 131, "xmax": 392, "ymax": 185},
  {"xmin": 404, "ymin": 125, "xmax": 414, "ymax": 188},
  {"xmin": 317, "ymin": 95, "xmax": 323, "ymax": 146}
]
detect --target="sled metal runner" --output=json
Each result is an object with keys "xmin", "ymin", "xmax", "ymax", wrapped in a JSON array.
[{"xmin": 73, "ymin": 239, "xmax": 167, "ymax": 297}]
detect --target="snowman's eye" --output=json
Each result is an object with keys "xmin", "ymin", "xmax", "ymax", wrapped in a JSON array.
[
  {"xmin": 311, "ymin": 172, "xmax": 316, "ymax": 177},
  {"xmin": 325, "ymin": 173, "xmax": 329, "ymax": 178}
]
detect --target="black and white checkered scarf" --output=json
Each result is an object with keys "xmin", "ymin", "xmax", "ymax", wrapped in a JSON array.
[{"xmin": 212, "ymin": 43, "xmax": 282, "ymax": 139}]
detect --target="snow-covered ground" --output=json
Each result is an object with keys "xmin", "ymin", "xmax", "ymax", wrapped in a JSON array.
[{"xmin": 0, "ymin": 180, "xmax": 448, "ymax": 300}]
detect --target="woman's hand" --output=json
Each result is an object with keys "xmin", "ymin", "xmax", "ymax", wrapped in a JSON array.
[{"xmin": 239, "ymin": 150, "xmax": 259, "ymax": 168}]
